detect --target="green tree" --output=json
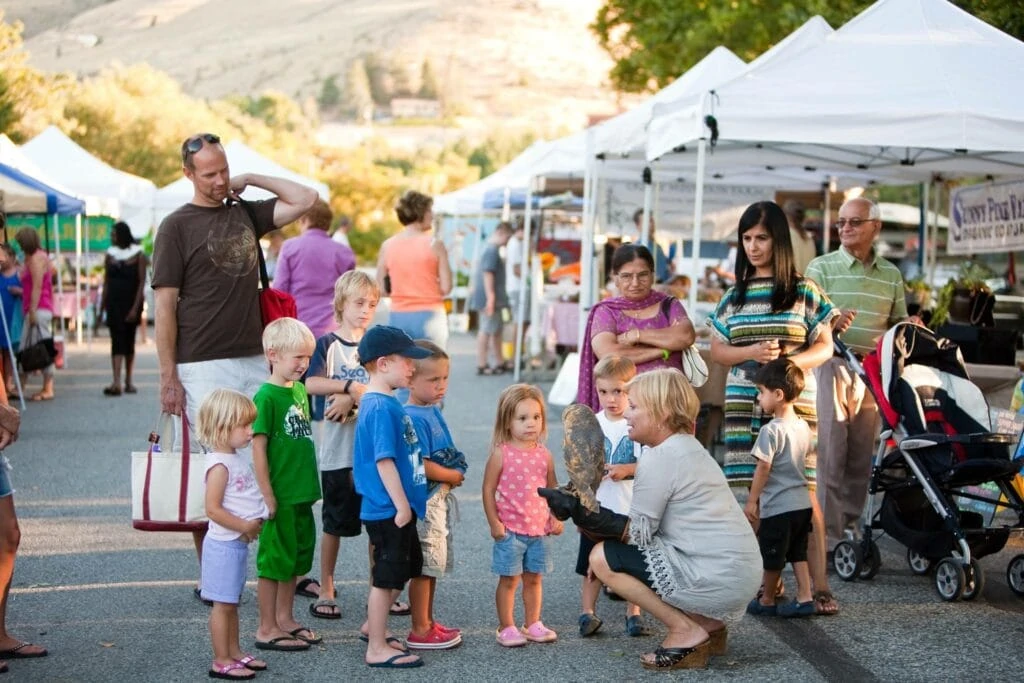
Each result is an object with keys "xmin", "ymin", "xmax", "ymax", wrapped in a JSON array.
[
  {"xmin": 419, "ymin": 58, "xmax": 440, "ymax": 99},
  {"xmin": 0, "ymin": 72, "xmax": 19, "ymax": 134},
  {"xmin": 592, "ymin": 0, "xmax": 1023, "ymax": 92},
  {"xmin": 318, "ymin": 74, "xmax": 341, "ymax": 109},
  {"xmin": 363, "ymin": 53, "xmax": 393, "ymax": 104},
  {"xmin": 0, "ymin": 13, "xmax": 73, "ymax": 140},
  {"xmin": 344, "ymin": 58, "xmax": 374, "ymax": 121}
]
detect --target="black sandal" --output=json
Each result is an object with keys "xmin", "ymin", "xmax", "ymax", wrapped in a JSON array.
[
  {"xmin": 640, "ymin": 641, "xmax": 710, "ymax": 670},
  {"xmin": 102, "ymin": 385, "xmax": 122, "ymax": 396},
  {"xmin": 477, "ymin": 366, "xmax": 497, "ymax": 376}
]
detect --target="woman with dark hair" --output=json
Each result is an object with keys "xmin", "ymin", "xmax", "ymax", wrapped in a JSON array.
[
  {"xmin": 13, "ymin": 228, "xmax": 55, "ymax": 402},
  {"xmin": 707, "ymin": 200, "xmax": 840, "ymax": 615},
  {"xmin": 100, "ymin": 221, "xmax": 146, "ymax": 395},
  {"xmin": 376, "ymin": 190, "xmax": 452, "ymax": 349},
  {"xmin": 576, "ymin": 243, "xmax": 696, "ymax": 410}
]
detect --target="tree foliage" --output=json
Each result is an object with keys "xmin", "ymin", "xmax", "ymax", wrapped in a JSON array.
[{"xmin": 592, "ymin": 0, "xmax": 1024, "ymax": 92}]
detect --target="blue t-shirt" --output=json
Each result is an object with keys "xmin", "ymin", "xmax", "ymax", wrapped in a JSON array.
[
  {"xmin": 405, "ymin": 404, "xmax": 469, "ymax": 498},
  {"xmin": 353, "ymin": 392, "xmax": 427, "ymax": 521}
]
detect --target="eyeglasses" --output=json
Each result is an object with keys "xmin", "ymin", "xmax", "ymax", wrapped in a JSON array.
[
  {"xmin": 617, "ymin": 271, "xmax": 652, "ymax": 283},
  {"xmin": 181, "ymin": 133, "xmax": 221, "ymax": 162},
  {"xmin": 835, "ymin": 217, "xmax": 877, "ymax": 228}
]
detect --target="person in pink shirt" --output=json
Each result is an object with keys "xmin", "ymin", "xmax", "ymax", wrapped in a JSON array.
[
  {"xmin": 274, "ymin": 199, "xmax": 356, "ymax": 337},
  {"xmin": 14, "ymin": 228, "xmax": 55, "ymax": 402},
  {"xmin": 482, "ymin": 384, "xmax": 564, "ymax": 648}
]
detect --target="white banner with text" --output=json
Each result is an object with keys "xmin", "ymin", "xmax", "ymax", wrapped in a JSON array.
[{"xmin": 949, "ymin": 179, "xmax": 1024, "ymax": 254}]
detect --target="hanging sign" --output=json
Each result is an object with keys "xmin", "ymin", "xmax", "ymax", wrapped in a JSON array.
[{"xmin": 948, "ymin": 179, "xmax": 1024, "ymax": 254}]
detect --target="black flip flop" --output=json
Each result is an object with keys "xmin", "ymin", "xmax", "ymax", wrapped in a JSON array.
[
  {"xmin": 254, "ymin": 636, "xmax": 309, "ymax": 652},
  {"xmin": 0, "ymin": 642, "xmax": 47, "ymax": 659},
  {"xmin": 295, "ymin": 577, "xmax": 320, "ymax": 598},
  {"xmin": 358, "ymin": 635, "xmax": 409, "ymax": 652},
  {"xmin": 367, "ymin": 653, "xmax": 422, "ymax": 669},
  {"xmin": 389, "ymin": 599, "xmax": 411, "ymax": 616},
  {"xmin": 289, "ymin": 627, "xmax": 323, "ymax": 645},
  {"xmin": 309, "ymin": 599, "xmax": 341, "ymax": 620}
]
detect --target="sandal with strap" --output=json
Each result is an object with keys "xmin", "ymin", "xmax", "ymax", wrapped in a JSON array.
[
  {"xmin": 640, "ymin": 641, "xmax": 711, "ymax": 671},
  {"xmin": 813, "ymin": 590, "xmax": 840, "ymax": 615},
  {"xmin": 209, "ymin": 660, "xmax": 255, "ymax": 680}
]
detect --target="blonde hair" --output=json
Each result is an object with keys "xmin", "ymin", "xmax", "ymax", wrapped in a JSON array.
[
  {"xmin": 491, "ymin": 383, "xmax": 547, "ymax": 451},
  {"xmin": 333, "ymin": 270, "xmax": 380, "ymax": 323},
  {"xmin": 196, "ymin": 389, "xmax": 257, "ymax": 450},
  {"xmin": 625, "ymin": 368, "xmax": 699, "ymax": 435},
  {"xmin": 262, "ymin": 317, "xmax": 315, "ymax": 355},
  {"xmin": 411, "ymin": 339, "xmax": 449, "ymax": 377},
  {"xmin": 593, "ymin": 355, "xmax": 637, "ymax": 384}
]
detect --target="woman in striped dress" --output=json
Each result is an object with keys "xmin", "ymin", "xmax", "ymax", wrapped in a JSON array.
[{"xmin": 708, "ymin": 201, "xmax": 841, "ymax": 614}]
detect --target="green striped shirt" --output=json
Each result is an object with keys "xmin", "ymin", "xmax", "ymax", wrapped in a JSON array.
[{"xmin": 805, "ymin": 246, "xmax": 907, "ymax": 355}]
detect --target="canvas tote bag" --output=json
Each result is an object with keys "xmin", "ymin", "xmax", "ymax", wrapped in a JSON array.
[{"xmin": 131, "ymin": 411, "xmax": 208, "ymax": 531}]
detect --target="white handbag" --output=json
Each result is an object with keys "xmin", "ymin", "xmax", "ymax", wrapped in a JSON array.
[
  {"xmin": 131, "ymin": 412, "xmax": 208, "ymax": 532},
  {"xmin": 681, "ymin": 346, "xmax": 710, "ymax": 388},
  {"xmin": 547, "ymin": 352, "xmax": 580, "ymax": 406}
]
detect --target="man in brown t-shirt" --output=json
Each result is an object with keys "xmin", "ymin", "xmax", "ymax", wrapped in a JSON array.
[{"xmin": 151, "ymin": 133, "xmax": 317, "ymax": 598}]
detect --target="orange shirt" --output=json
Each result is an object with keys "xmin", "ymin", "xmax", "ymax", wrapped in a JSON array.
[{"xmin": 384, "ymin": 232, "xmax": 444, "ymax": 312}]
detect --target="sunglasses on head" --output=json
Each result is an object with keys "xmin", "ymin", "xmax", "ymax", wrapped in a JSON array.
[{"xmin": 182, "ymin": 133, "xmax": 221, "ymax": 159}]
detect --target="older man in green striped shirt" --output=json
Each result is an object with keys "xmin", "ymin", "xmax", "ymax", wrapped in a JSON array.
[{"xmin": 805, "ymin": 197, "xmax": 909, "ymax": 552}]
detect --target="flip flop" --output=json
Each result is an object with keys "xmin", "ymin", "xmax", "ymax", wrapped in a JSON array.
[
  {"xmin": 358, "ymin": 634, "xmax": 409, "ymax": 652},
  {"xmin": 389, "ymin": 599, "xmax": 411, "ymax": 616},
  {"xmin": 0, "ymin": 642, "xmax": 47, "ymax": 659},
  {"xmin": 253, "ymin": 636, "xmax": 309, "ymax": 652},
  {"xmin": 367, "ymin": 653, "xmax": 423, "ymax": 669},
  {"xmin": 295, "ymin": 577, "xmax": 320, "ymax": 598},
  {"xmin": 29, "ymin": 393, "xmax": 54, "ymax": 402},
  {"xmin": 209, "ymin": 660, "xmax": 255, "ymax": 680},
  {"xmin": 235, "ymin": 655, "xmax": 266, "ymax": 671},
  {"xmin": 289, "ymin": 627, "xmax": 322, "ymax": 645},
  {"xmin": 310, "ymin": 599, "xmax": 341, "ymax": 620}
]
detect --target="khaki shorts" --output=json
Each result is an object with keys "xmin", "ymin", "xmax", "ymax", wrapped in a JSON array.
[{"xmin": 417, "ymin": 485, "xmax": 455, "ymax": 577}]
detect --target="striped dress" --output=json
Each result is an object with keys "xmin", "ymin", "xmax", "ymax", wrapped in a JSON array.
[{"xmin": 707, "ymin": 277, "xmax": 837, "ymax": 487}]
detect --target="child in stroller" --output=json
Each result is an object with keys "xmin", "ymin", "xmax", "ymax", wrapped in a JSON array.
[{"xmin": 831, "ymin": 321, "xmax": 1024, "ymax": 601}]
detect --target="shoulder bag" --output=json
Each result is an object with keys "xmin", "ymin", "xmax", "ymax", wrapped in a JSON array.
[
  {"xmin": 17, "ymin": 324, "xmax": 57, "ymax": 372},
  {"xmin": 237, "ymin": 200, "xmax": 297, "ymax": 328},
  {"xmin": 661, "ymin": 297, "xmax": 709, "ymax": 387}
]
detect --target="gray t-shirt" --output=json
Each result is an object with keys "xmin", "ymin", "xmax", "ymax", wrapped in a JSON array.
[
  {"xmin": 750, "ymin": 417, "xmax": 812, "ymax": 517},
  {"xmin": 469, "ymin": 242, "xmax": 508, "ymax": 312}
]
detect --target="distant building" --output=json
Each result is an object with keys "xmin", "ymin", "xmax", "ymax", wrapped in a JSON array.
[{"xmin": 390, "ymin": 98, "xmax": 442, "ymax": 120}]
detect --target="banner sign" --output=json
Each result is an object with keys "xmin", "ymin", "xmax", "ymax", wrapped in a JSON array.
[{"xmin": 948, "ymin": 179, "xmax": 1024, "ymax": 254}]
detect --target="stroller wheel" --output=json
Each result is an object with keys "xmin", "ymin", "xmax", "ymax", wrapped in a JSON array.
[
  {"xmin": 1006, "ymin": 554, "xmax": 1024, "ymax": 597},
  {"xmin": 833, "ymin": 541, "xmax": 862, "ymax": 581},
  {"xmin": 858, "ymin": 540, "xmax": 881, "ymax": 580},
  {"xmin": 907, "ymin": 549, "xmax": 932, "ymax": 576},
  {"xmin": 934, "ymin": 558, "xmax": 965, "ymax": 601},
  {"xmin": 961, "ymin": 559, "xmax": 984, "ymax": 601}
]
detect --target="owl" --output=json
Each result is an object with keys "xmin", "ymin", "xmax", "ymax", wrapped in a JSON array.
[{"xmin": 559, "ymin": 403, "xmax": 606, "ymax": 513}]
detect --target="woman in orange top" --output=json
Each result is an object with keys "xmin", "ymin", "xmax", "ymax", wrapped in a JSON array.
[{"xmin": 377, "ymin": 191, "xmax": 453, "ymax": 348}]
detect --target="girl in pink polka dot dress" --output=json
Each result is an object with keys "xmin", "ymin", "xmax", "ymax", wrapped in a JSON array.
[{"xmin": 482, "ymin": 384, "xmax": 565, "ymax": 647}]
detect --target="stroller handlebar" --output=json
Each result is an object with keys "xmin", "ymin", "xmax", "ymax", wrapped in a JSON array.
[{"xmin": 900, "ymin": 432, "xmax": 1019, "ymax": 449}]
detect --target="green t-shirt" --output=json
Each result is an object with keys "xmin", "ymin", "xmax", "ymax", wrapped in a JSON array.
[{"xmin": 253, "ymin": 382, "xmax": 321, "ymax": 505}]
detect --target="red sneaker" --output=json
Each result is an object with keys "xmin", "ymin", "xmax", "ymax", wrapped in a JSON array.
[
  {"xmin": 406, "ymin": 623, "xmax": 462, "ymax": 650},
  {"xmin": 432, "ymin": 622, "xmax": 461, "ymax": 637}
]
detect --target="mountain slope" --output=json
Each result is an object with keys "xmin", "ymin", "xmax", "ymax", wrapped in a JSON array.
[{"xmin": 10, "ymin": 0, "xmax": 626, "ymax": 132}]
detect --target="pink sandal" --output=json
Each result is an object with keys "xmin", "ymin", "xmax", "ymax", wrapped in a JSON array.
[
  {"xmin": 496, "ymin": 625, "xmax": 527, "ymax": 647},
  {"xmin": 209, "ymin": 660, "xmax": 255, "ymax": 680},
  {"xmin": 521, "ymin": 621, "xmax": 557, "ymax": 643}
]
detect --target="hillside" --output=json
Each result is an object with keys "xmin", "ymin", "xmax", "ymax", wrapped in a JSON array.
[{"xmin": 6, "ymin": 0, "xmax": 630, "ymax": 135}]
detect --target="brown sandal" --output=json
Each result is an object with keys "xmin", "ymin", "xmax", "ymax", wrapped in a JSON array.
[{"xmin": 813, "ymin": 590, "xmax": 839, "ymax": 615}]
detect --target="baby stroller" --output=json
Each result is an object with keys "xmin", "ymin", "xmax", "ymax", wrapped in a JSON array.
[{"xmin": 830, "ymin": 321, "xmax": 1024, "ymax": 601}]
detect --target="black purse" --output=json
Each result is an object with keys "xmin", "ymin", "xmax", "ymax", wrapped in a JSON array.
[{"xmin": 17, "ymin": 324, "xmax": 57, "ymax": 372}]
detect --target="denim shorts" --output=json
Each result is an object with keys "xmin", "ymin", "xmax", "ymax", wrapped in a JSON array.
[
  {"xmin": 0, "ymin": 456, "xmax": 13, "ymax": 498},
  {"xmin": 492, "ymin": 531, "xmax": 552, "ymax": 576},
  {"xmin": 200, "ymin": 536, "xmax": 249, "ymax": 604},
  {"xmin": 388, "ymin": 308, "xmax": 449, "ymax": 349}
]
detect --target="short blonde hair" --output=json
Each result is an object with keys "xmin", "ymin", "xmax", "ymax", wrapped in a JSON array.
[
  {"xmin": 196, "ymin": 389, "xmax": 257, "ymax": 450},
  {"xmin": 593, "ymin": 355, "xmax": 636, "ymax": 384},
  {"xmin": 491, "ymin": 383, "xmax": 547, "ymax": 451},
  {"xmin": 262, "ymin": 317, "xmax": 315, "ymax": 355},
  {"xmin": 625, "ymin": 368, "xmax": 699, "ymax": 435},
  {"xmin": 333, "ymin": 271, "xmax": 380, "ymax": 323}
]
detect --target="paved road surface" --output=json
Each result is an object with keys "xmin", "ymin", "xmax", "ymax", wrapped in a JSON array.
[{"xmin": 6, "ymin": 333, "xmax": 1024, "ymax": 681}]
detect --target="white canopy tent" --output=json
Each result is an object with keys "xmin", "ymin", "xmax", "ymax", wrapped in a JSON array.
[
  {"xmin": 154, "ymin": 140, "xmax": 330, "ymax": 226},
  {"xmin": 21, "ymin": 126, "xmax": 157, "ymax": 234}
]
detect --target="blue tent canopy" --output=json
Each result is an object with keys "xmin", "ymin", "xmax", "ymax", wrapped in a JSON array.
[
  {"xmin": 481, "ymin": 187, "xmax": 583, "ymax": 211},
  {"xmin": 0, "ymin": 162, "xmax": 85, "ymax": 214}
]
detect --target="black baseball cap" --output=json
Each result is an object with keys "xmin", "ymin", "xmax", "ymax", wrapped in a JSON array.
[{"xmin": 358, "ymin": 325, "xmax": 433, "ymax": 365}]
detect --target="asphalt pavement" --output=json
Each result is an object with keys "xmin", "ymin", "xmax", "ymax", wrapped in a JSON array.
[{"xmin": 6, "ymin": 329, "xmax": 1024, "ymax": 682}]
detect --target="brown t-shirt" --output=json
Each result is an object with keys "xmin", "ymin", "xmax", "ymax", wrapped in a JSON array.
[{"xmin": 151, "ymin": 199, "xmax": 277, "ymax": 364}]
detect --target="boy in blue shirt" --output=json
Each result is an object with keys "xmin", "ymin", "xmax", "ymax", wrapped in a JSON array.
[
  {"xmin": 353, "ymin": 326, "xmax": 431, "ymax": 669},
  {"xmin": 404, "ymin": 340, "xmax": 467, "ymax": 650}
]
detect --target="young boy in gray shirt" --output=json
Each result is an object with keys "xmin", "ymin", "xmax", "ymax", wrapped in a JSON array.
[{"xmin": 744, "ymin": 358, "xmax": 815, "ymax": 618}]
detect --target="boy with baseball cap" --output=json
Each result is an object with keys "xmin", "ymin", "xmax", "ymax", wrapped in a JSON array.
[{"xmin": 352, "ymin": 326, "xmax": 432, "ymax": 668}]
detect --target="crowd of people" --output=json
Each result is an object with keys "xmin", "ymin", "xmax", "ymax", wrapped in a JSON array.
[{"xmin": 0, "ymin": 129, "xmax": 928, "ymax": 676}]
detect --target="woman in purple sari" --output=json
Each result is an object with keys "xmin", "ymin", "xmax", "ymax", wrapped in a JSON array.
[{"xmin": 577, "ymin": 244, "xmax": 696, "ymax": 409}]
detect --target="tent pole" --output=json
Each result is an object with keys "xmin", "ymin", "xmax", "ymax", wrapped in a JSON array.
[
  {"xmin": 501, "ymin": 187, "xmax": 511, "ymax": 222},
  {"xmin": 75, "ymin": 213, "xmax": 83, "ymax": 346},
  {"xmin": 916, "ymin": 182, "xmax": 927, "ymax": 275},
  {"xmin": 640, "ymin": 167, "xmax": 653, "ymax": 245},
  {"xmin": 0, "ymin": 293, "xmax": 25, "ymax": 412},
  {"xmin": 688, "ymin": 138, "xmax": 707, "ymax": 318},
  {"xmin": 929, "ymin": 179, "xmax": 941, "ymax": 285},
  {"xmin": 822, "ymin": 178, "xmax": 834, "ymax": 254},
  {"xmin": 514, "ymin": 178, "xmax": 535, "ymax": 383},
  {"xmin": 574, "ymin": 129, "xmax": 597, "ymax": 368},
  {"xmin": 85, "ymin": 216, "xmax": 93, "ymax": 348},
  {"xmin": 51, "ymin": 214, "xmax": 67, "ymax": 353}
]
